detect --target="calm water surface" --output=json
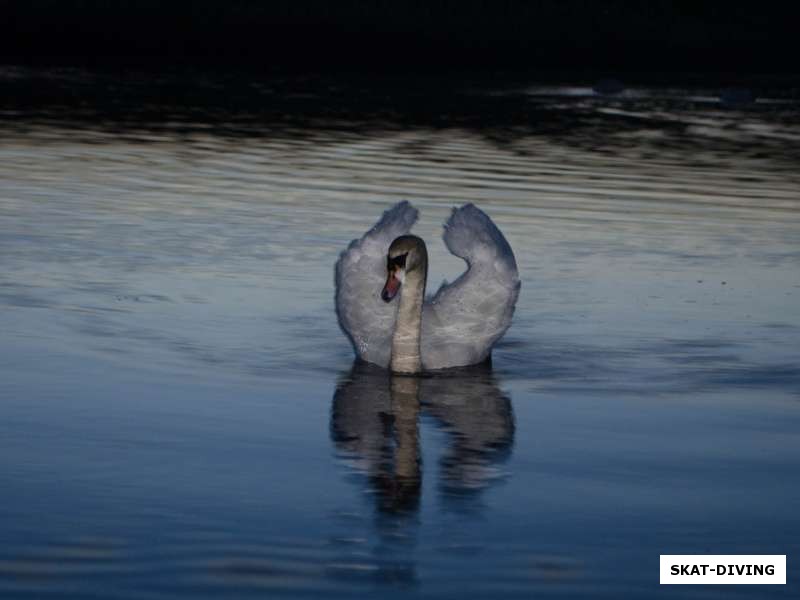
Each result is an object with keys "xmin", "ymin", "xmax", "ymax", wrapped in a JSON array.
[{"xmin": 1, "ymin": 78, "xmax": 799, "ymax": 598}]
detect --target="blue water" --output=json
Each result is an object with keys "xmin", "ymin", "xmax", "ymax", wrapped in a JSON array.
[{"xmin": 1, "ymin": 75, "xmax": 799, "ymax": 598}]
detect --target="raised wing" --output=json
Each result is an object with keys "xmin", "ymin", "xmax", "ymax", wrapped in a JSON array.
[
  {"xmin": 335, "ymin": 201, "xmax": 418, "ymax": 367},
  {"xmin": 422, "ymin": 204, "xmax": 520, "ymax": 369}
]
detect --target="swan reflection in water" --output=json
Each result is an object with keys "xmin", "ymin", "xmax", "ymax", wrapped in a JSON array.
[
  {"xmin": 329, "ymin": 361, "xmax": 514, "ymax": 584},
  {"xmin": 331, "ymin": 362, "xmax": 515, "ymax": 514}
]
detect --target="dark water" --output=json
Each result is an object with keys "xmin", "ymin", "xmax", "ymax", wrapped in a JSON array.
[{"xmin": 1, "ymin": 69, "xmax": 799, "ymax": 598}]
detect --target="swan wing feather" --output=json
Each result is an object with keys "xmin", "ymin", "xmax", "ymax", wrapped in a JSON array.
[
  {"xmin": 335, "ymin": 201, "xmax": 418, "ymax": 367},
  {"xmin": 422, "ymin": 204, "xmax": 520, "ymax": 369}
]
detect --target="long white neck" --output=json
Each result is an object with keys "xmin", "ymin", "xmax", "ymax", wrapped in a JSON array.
[{"xmin": 390, "ymin": 266, "xmax": 426, "ymax": 374}]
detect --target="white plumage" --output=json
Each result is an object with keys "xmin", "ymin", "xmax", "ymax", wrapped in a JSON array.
[{"xmin": 335, "ymin": 201, "xmax": 520, "ymax": 371}]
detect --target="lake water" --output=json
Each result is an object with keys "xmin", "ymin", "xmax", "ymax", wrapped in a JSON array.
[{"xmin": 1, "ymin": 72, "xmax": 799, "ymax": 598}]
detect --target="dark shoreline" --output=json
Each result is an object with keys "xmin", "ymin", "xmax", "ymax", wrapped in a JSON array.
[{"xmin": 3, "ymin": 1, "xmax": 799, "ymax": 75}]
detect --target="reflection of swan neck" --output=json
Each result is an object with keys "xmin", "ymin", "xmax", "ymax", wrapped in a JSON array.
[
  {"xmin": 391, "ymin": 259, "xmax": 427, "ymax": 374},
  {"xmin": 390, "ymin": 376, "xmax": 420, "ymax": 482}
]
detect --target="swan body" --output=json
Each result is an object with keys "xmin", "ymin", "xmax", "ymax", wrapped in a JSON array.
[{"xmin": 335, "ymin": 201, "xmax": 520, "ymax": 373}]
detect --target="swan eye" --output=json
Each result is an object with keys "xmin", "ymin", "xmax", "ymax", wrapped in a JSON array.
[{"xmin": 388, "ymin": 253, "xmax": 407, "ymax": 269}]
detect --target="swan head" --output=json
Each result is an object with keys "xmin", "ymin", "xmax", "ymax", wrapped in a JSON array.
[{"xmin": 381, "ymin": 235, "xmax": 427, "ymax": 303}]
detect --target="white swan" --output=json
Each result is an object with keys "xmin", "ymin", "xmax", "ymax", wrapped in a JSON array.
[{"xmin": 335, "ymin": 201, "xmax": 520, "ymax": 373}]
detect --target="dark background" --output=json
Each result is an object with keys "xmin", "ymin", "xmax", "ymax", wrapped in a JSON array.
[{"xmin": 1, "ymin": 0, "xmax": 798, "ymax": 75}]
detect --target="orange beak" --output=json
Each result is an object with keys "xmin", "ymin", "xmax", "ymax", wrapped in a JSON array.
[{"xmin": 381, "ymin": 271, "xmax": 401, "ymax": 302}]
